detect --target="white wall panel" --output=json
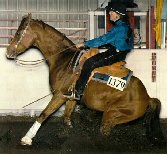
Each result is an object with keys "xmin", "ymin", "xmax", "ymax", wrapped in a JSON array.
[
  {"xmin": 0, "ymin": 48, "xmax": 51, "ymax": 111},
  {"xmin": 0, "ymin": 48, "xmax": 167, "ymax": 118},
  {"xmin": 126, "ymin": 49, "xmax": 167, "ymax": 118}
]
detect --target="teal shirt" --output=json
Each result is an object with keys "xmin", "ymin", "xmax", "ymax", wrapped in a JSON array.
[{"xmin": 84, "ymin": 20, "xmax": 133, "ymax": 51}]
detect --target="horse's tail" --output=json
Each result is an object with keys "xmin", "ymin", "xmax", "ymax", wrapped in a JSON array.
[{"xmin": 143, "ymin": 98, "xmax": 166, "ymax": 146}]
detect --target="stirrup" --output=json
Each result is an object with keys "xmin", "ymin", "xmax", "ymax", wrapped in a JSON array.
[{"xmin": 63, "ymin": 91, "xmax": 80, "ymax": 100}]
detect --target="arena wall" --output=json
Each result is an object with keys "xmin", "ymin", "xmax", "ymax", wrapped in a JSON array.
[{"xmin": 0, "ymin": 48, "xmax": 167, "ymax": 118}]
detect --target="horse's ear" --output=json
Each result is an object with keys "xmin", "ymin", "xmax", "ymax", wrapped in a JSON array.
[
  {"xmin": 27, "ymin": 13, "xmax": 32, "ymax": 20},
  {"xmin": 22, "ymin": 13, "xmax": 32, "ymax": 20}
]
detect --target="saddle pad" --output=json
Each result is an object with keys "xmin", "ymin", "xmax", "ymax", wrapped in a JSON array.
[{"xmin": 92, "ymin": 71, "xmax": 133, "ymax": 91}]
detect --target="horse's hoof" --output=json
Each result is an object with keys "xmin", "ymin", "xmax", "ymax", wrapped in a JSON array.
[
  {"xmin": 64, "ymin": 119, "xmax": 73, "ymax": 128},
  {"xmin": 100, "ymin": 126, "xmax": 111, "ymax": 137},
  {"xmin": 20, "ymin": 136, "xmax": 32, "ymax": 145}
]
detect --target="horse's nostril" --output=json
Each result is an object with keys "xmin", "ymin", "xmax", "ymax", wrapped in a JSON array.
[
  {"xmin": 6, "ymin": 46, "xmax": 16, "ymax": 59},
  {"xmin": 6, "ymin": 52, "xmax": 10, "ymax": 58}
]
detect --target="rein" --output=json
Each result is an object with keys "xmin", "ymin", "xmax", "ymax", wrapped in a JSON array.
[
  {"xmin": 22, "ymin": 90, "xmax": 55, "ymax": 108},
  {"xmin": 21, "ymin": 44, "xmax": 79, "ymax": 108},
  {"xmin": 15, "ymin": 58, "xmax": 46, "ymax": 66},
  {"xmin": 14, "ymin": 16, "xmax": 78, "ymax": 67},
  {"xmin": 13, "ymin": 16, "xmax": 80, "ymax": 107},
  {"xmin": 14, "ymin": 45, "xmax": 77, "ymax": 67}
]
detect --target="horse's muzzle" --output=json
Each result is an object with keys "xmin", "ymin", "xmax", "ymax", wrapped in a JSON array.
[{"xmin": 6, "ymin": 46, "xmax": 17, "ymax": 59}]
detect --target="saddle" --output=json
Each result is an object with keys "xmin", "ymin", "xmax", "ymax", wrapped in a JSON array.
[
  {"xmin": 79, "ymin": 48, "xmax": 130, "ymax": 80},
  {"xmin": 68, "ymin": 48, "xmax": 131, "ymax": 92}
]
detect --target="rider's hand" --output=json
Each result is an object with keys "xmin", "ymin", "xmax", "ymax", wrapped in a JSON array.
[{"xmin": 76, "ymin": 43, "xmax": 84, "ymax": 49}]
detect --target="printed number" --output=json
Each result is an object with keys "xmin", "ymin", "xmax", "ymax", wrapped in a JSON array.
[
  {"xmin": 107, "ymin": 77, "xmax": 126, "ymax": 90},
  {"xmin": 121, "ymin": 82, "xmax": 126, "ymax": 88}
]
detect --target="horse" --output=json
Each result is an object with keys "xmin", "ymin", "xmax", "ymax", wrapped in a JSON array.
[{"xmin": 6, "ymin": 14, "xmax": 166, "ymax": 146}]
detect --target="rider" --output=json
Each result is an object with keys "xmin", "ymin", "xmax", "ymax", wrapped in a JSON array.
[{"xmin": 64, "ymin": 2, "xmax": 134, "ymax": 100}]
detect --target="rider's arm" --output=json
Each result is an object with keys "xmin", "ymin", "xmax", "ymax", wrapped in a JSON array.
[
  {"xmin": 114, "ymin": 26, "xmax": 134, "ymax": 51},
  {"xmin": 84, "ymin": 27, "xmax": 117, "ymax": 48},
  {"xmin": 84, "ymin": 25, "xmax": 133, "ymax": 51}
]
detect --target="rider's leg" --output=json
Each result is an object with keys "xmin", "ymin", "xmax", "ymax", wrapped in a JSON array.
[
  {"xmin": 64, "ymin": 50, "xmax": 128, "ymax": 100},
  {"xmin": 63, "ymin": 55, "xmax": 99, "ymax": 100}
]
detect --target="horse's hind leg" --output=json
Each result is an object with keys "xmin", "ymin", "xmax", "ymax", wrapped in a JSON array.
[
  {"xmin": 100, "ymin": 108, "xmax": 137, "ymax": 136},
  {"xmin": 100, "ymin": 109, "xmax": 118, "ymax": 136},
  {"xmin": 64, "ymin": 100, "xmax": 77, "ymax": 128},
  {"xmin": 21, "ymin": 94, "xmax": 65, "ymax": 145}
]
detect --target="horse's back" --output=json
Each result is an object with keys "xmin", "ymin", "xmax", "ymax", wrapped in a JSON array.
[{"xmin": 83, "ymin": 75, "xmax": 150, "ymax": 123}]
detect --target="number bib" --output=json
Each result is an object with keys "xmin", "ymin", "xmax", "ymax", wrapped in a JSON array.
[
  {"xmin": 92, "ymin": 72, "xmax": 132, "ymax": 91},
  {"xmin": 107, "ymin": 76, "xmax": 127, "ymax": 91}
]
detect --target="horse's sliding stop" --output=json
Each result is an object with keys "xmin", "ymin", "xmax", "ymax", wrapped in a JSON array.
[{"xmin": 6, "ymin": 14, "xmax": 166, "ymax": 146}]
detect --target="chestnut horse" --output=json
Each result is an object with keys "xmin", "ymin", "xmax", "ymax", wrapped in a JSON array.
[{"xmin": 6, "ymin": 14, "xmax": 165, "ymax": 146}]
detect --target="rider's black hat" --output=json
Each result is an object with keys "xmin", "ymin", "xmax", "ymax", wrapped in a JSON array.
[{"xmin": 106, "ymin": 2, "xmax": 127, "ymax": 16}]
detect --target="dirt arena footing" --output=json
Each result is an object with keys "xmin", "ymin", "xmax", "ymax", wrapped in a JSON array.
[{"xmin": 0, "ymin": 108, "xmax": 167, "ymax": 154}]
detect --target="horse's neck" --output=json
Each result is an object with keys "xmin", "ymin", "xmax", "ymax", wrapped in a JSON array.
[
  {"xmin": 34, "ymin": 31, "xmax": 63, "ymax": 59},
  {"xmin": 33, "ymin": 27, "xmax": 77, "ymax": 72}
]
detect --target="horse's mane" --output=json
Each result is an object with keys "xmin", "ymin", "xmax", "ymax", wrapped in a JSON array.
[
  {"xmin": 19, "ymin": 15, "xmax": 78, "ymax": 55},
  {"xmin": 32, "ymin": 19, "xmax": 75, "ymax": 46},
  {"xmin": 34, "ymin": 19, "xmax": 54, "ymax": 32}
]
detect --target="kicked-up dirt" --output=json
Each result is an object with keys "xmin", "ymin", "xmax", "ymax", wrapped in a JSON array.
[{"xmin": 0, "ymin": 107, "xmax": 167, "ymax": 154}]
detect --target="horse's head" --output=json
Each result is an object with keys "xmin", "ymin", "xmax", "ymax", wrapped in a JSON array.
[{"xmin": 6, "ymin": 13, "xmax": 36, "ymax": 59}]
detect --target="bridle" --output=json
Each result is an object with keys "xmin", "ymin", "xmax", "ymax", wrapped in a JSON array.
[
  {"xmin": 15, "ymin": 18, "xmax": 31, "ymax": 49},
  {"xmin": 13, "ymin": 17, "xmax": 78, "ymax": 67},
  {"xmin": 13, "ymin": 18, "xmax": 47, "ymax": 66},
  {"xmin": 10, "ymin": 16, "xmax": 82, "ymax": 108}
]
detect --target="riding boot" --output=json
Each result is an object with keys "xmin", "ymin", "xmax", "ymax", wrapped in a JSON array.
[{"xmin": 64, "ymin": 54, "xmax": 94, "ymax": 100}]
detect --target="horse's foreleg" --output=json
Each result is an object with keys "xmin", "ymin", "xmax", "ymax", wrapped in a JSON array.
[
  {"xmin": 64, "ymin": 100, "xmax": 77, "ymax": 128},
  {"xmin": 21, "ymin": 94, "xmax": 65, "ymax": 145}
]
